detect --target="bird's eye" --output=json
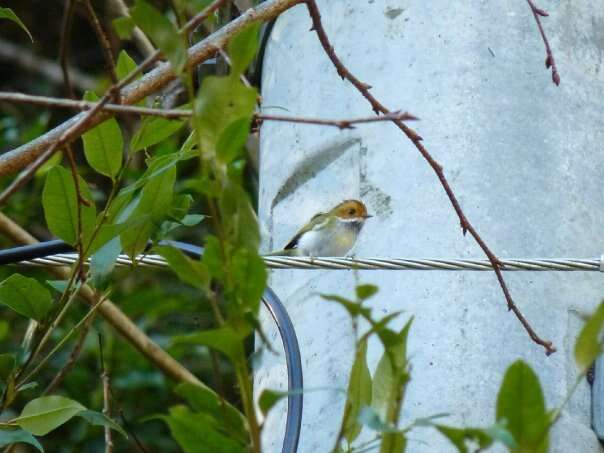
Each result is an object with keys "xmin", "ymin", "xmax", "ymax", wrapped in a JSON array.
[{"xmin": 348, "ymin": 208, "xmax": 356, "ymax": 215}]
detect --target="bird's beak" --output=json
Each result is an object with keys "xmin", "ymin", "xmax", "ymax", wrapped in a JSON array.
[{"xmin": 365, "ymin": 214, "xmax": 373, "ymax": 219}]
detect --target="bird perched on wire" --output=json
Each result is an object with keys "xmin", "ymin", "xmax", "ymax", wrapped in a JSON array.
[{"xmin": 270, "ymin": 199, "xmax": 371, "ymax": 257}]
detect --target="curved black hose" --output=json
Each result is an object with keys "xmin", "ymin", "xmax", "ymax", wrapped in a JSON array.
[{"xmin": 0, "ymin": 239, "xmax": 303, "ymax": 453}]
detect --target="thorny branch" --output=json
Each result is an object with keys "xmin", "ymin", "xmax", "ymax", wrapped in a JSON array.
[
  {"xmin": 526, "ymin": 0, "xmax": 560, "ymax": 86},
  {"xmin": 304, "ymin": 0, "xmax": 555, "ymax": 355}
]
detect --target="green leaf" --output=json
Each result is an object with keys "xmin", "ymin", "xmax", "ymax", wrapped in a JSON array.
[
  {"xmin": 13, "ymin": 395, "xmax": 86, "ymax": 436},
  {"xmin": 174, "ymin": 383, "xmax": 245, "ymax": 440},
  {"xmin": 173, "ymin": 327, "xmax": 245, "ymax": 363},
  {"xmin": 357, "ymin": 406, "xmax": 395, "ymax": 432},
  {"xmin": 81, "ymin": 91, "xmax": 123, "ymax": 179},
  {"xmin": 90, "ymin": 237, "xmax": 121, "ymax": 287},
  {"xmin": 194, "ymin": 76, "xmax": 257, "ymax": 152},
  {"xmin": 380, "ymin": 432, "xmax": 406, "ymax": 452},
  {"xmin": 342, "ymin": 339, "xmax": 372, "ymax": 444},
  {"xmin": 157, "ymin": 405, "xmax": 245, "ymax": 453},
  {"xmin": 0, "ymin": 320, "xmax": 8, "ymax": 341},
  {"xmin": 130, "ymin": 0, "xmax": 186, "ymax": 72},
  {"xmin": 219, "ymin": 182, "xmax": 260, "ymax": 250},
  {"xmin": 0, "ymin": 429, "xmax": 43, "ymax": 452},
  {"xmin": 216, "ymin": 117, "xmax": 251, "ymax": 164},
  {"xmin": 0, "ymin": 353, "xmax": 15, "ymax": 383},
  {"xmin": 113, "ymin": 16, "xmax": 135, "ymax": 40},
  {"xmin": 42, "ymin": 165, "xmax": 96, "ymax": 246},
  {"xmin": 116, "ymin": 50, "xmax": 138, "ymax": 80},
  {"xmin": 356, "ymin": 284, "xmax": 378, "ymax": 300},
  {"xmin": 258, "ymin": 389, "xmax": 287, "ymax": 417},
  {"xmin": 575, "ymin": 301, "xmax": 604, "ymax": 370},
  {"xmin": 322, "ymin": 294, "xmax": 371, "ymax": 319},
  {"xmin": 0, "ymin": 274, "xmax": 52, "ymax": 321},
  {"xmin": 435, "ymin": 425, "xmax": 494, "ymax": 453},
  {"xmin": 155, "ymin": 245, "xmax": 209, "ymax": 290},
  {"xmin": 372, "ymin": 320, "xmax": 411, "ymax": 422},
  {"xmin": 121, "ymin": 159, "xmax": 176, "ymax": 258},
  {"xmin": 77, "ymin": 410, "xmax": 128, "ymax": 438},
  {"xmin": 227, "ymin": 22, "xmax": 261, "ymax": 75},
  {"xmin": 231, "ymin": 248, "xmax": 267, "ymax": 313},
  {"xmin": 0, "ymin": 8, "xmax": 33, "ymax": 42},
  {"xmin": 130, "ymin": 117, "xmax": 185, "ymax": 152},
  {"xmin": 203, "ymin": 235, "xmax": 223, "ymax": 279},
  {"xmin": 496, "ymin": 360, "xmax": 549, "ymax": 453}
]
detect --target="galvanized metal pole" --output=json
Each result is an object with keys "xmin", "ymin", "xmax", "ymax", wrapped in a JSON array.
[{"xmin": 256, "ymin": 1, "xmax": 604, "ymax": 451}]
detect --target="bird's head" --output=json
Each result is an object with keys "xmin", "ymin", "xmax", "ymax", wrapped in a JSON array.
[{"xmin": 331, "ymin": 199, "xmax": 372, "ymax": 222}]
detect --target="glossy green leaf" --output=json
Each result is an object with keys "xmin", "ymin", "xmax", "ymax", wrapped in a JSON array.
[
  {"xmin": 194, "ymin": 76, "xmax": 257, "ymax": 152},
  {"xmin": 258, "ymin": 389, "xmax": 287, "ymax": 417},
  {"xmin": 202, "ymin": 235, "xmax": 224, "ymax": 279},
  {"xmin": 435, "ymin": 425, "xmax": 493, "ymax": 453},
  {"xmin": 155, "ymin": 245, "xmax": 209, "ymax": 290},
  {"xmin": 42, "ymin": 166, "xmax": 96, "ymax": 246},
  {"xmin": 380, "ymin": 432, "xmax": 406, "ymax": 453},
  {"xmin": 81, "ymin": 91, "xmax": 123, "ymax": 179},
  {"xmin": 496, "ymin": 360, "xmax": 548, "ymax": 453},
  {"xmin": 158, "ymin": 405, "xmax": 245, "ymax": 453},
  {"xmin": 130, "ymin": 117, "xmax": 185, "ymax": 152},
  {"xmin": 342, "ymin": 339, "xmax": 372, "ymax": 444},
  {"xmin": 0, "ymin": 8, "xmax": 33, "ymax": 41},
  {"xmin": 227, "ymin": 23, "xmax": 261, "ymax": 75},
  {"xmin": 174, "ymin": 383, "xmax": 245, "ymax": 440},
  {"xmin": 216, "ymin": 117, "xmax": 251, "ymax": 164},
  {"xmin": 0, "ymin": 429, "xmax": 43, "ymax": 452},
  {"xmin": 130, "ymin": 0, "xmax": 186, "ymax": 72},
  {"xmin": 575, "ymin": 301, "xmax": 604, "ymax": 370},
  {"xmin": 113, "ymin": 16, "xmax": 135, "ymax": 40},
  {"xmin": 173, "ymin": 327, "xmax": 244, "ymax": 363},
  {"xmin": 77, "ymin": 410, "xmax": 128, "ymax": 438},
  {"xmin": 0, "ymin": 274, "xmax": 52, "ymax": 321},
  {"xmin": 13, "ymin": 395, "xmax": 86, "ymax": 436},
  {"xmin": 42, "ymin": 165, "xmax": 96, "ymax": 245},
  {"xmin": 116, "ymin": 50, "xmax": 138, "ymax": 80},
  {"xmin": 356, "ymin": 284, "xmax": 378, "ymax": 300}
]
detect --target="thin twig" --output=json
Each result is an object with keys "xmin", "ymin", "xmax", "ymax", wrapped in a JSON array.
[
  {"xmin": 64, "ymin": 144, "xmax": 88, "ymax": 281},
  {"xmin": 83, "ymin": 0, "xmax": 120, "ymax": 100},
  {"xmin": 43, "ymin": 314, "xmax": 95, "ymax": 395},
  {"xmin": 99, "ymin": 334, "xmax": 114, "ymax": 453},
  {"xmin": 0, "ymin": 91, "xmax": 417, "ymax": 126},
  {"xmin": 257, "ymin": 111, "xmax": 418, "ymax": 128},
  {"xmin": 526, "ymin": 0, "xmax": 560, "ymax": 86},
  {"xmin": 59, "ymin": 0, "xmax": 77, "ymax": 99},
  {"xmin": 305, "ymin": 0, "xmax": 555, "ymax": 355}
]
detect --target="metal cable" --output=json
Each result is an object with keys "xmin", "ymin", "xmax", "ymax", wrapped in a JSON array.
[{"xmin": 16, "ymin": 253, "xmax": 604, "ymax": 272}]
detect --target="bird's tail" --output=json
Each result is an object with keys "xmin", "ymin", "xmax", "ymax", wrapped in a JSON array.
[{"xmin": 265, "ymin": 249, "xmax": 300, "ymax": 256}]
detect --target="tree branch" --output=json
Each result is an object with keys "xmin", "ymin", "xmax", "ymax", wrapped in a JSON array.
[
  {"xmin": 305, "ymin": 0, "xmax": 555, "ymax": 355},
  {"xmin": 0, "ymin": 0, "xmax": 304, "ymax": 179},
  {"xmin": 526, "ymin": 0, "xmax": 560, "ymax": 86}
]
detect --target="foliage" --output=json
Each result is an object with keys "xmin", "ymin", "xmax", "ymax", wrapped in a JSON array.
[{"xmin": 0, "ymin": 2, "xmax": 602, "ymax": 453}]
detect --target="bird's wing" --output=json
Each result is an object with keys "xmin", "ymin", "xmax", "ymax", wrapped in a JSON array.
[{"xmin": 283, "ymin": 212, "xmax": 327, "ymax": 250}]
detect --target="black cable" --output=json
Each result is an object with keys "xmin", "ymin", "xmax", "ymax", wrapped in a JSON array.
[{"xmin": 0, "ymin": 239, "xmax": 303, "ymax": 453}]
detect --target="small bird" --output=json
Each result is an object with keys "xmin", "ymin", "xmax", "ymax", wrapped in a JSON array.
[{"xmin": 270, "ymin": 200, "xmax": 371, "ymax": 256}]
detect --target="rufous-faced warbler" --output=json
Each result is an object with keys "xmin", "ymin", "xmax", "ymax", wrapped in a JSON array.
[{"xmin": 270, "ymin": 199, "xmax": 371, "ymax": 256}]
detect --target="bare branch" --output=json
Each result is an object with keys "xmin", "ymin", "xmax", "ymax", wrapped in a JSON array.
[
  {"xmin": 526, "ymin": 0, "xmax": 560, "ymax": 85},
  {"xmin": 256, "ymin": 111, "xmax": 418, "ymax": 128},
  {"xmin": 305, "ymin": 0, "xmax": 555, "ymax": 355}
]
